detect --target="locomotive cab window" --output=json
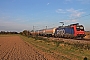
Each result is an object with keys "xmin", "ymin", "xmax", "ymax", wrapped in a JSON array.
[
  {"xmin": 80, "ymin": 26, "xmax": 84, "ymax": 31},
  {"xmin": 76, "ymin": 26, "xmax": 84, "ymax": 31}
]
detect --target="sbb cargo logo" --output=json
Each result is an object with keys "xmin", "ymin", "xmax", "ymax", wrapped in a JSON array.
[{"xmin": 57, "ymin": 29, "xmax": 65, "ymax": 35}]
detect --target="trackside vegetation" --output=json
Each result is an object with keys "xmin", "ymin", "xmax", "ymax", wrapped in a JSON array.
[{"xmin": 20, "ymin": 34, "xmax": 90, "ymax": 60}]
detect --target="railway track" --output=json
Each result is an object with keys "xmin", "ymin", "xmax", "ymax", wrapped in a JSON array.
[{"xmin": 39, "ymin": 36, "xmax": 90, "ymax": 44}]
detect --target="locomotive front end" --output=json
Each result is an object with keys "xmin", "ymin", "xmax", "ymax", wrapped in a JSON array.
[{"xmin": 75, "ymin": 25, "xmax": 86, "ymax": 39}]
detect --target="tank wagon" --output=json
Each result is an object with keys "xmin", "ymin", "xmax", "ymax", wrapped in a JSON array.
[
  {"xmin": 30, "ymin": 23, "xmax": 85, "ymax": 39},
  {"xmin": 44, "ymin": 28, "xmax": 56, "ymax": 36},
  {"xmin": 34, "ymin": 28, "xmax": 56, "ymax": 37}
]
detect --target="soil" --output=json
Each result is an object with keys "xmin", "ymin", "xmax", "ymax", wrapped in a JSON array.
[
  {"xmin": 84, "ymin": 32, "xmax": 90, "ymax": 39},
  {"xmin": 0, "ymin": 36, "xmax": 56, "ymax": 60},
  {"xmin": 84, "ymin": 35, "xmax": 90, "ymax": 39}
]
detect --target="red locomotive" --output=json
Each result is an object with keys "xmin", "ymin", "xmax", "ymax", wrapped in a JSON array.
[{"xmin": 69, "ymin": 23, "xmax": 85, "ymax": 39}]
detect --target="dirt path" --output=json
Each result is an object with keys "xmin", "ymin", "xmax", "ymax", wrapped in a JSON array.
[{"xmin": 0, "ymin": 36, "xmax": 55, "ymax": 60}]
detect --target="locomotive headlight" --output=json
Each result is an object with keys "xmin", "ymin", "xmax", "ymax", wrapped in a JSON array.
[{"xmin": 77, "ymin": 33, "xmax": 79, "ymax": 34}]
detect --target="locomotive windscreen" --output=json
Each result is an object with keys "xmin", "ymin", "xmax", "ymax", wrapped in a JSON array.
[{"xmin": 76, "ymin": 26, "xmax": 84, "ymax": 31}]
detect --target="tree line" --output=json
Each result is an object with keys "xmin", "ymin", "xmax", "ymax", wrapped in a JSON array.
[
  {"xmin": 0, "ymin": 30, "xmax": 32, "ymax": 36},
  {"xmin": 0, "ymin": 31, "xmax": 18, "ymax": 34}
]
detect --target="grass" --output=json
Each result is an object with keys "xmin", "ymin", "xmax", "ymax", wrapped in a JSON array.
[{"xmin": 20, "ymin": 35, "xmax": 90, "ymax": 60}]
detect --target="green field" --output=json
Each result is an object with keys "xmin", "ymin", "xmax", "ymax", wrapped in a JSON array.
[{"xmin": 20, "ymin": 35, "xmax": 90, "ymax": 60}]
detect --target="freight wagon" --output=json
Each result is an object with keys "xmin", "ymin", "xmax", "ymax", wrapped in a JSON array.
[
  {"xmin": 44, "ymin": 28, "xmax": 56, "ymax": 36},
  {"xmin": 35, "ymin": 28, "xmax": 56, "ymax": 36}
]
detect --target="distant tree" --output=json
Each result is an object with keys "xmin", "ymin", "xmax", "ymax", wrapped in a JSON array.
[
  {"xmin": 1, "ymin": 31, "xmax": 5, "ymax": 34},
  {"xmin": 22, "ymin": 30, "xmax": 30, "ymax": 36},
  {"xmin": 19, "ymin": 32, "xmax": 23, "ymax": 35}
]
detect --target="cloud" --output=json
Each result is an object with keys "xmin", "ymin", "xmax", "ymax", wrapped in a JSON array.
[
  {"xmin": 56, "ymin": 8, "xmax": 85, "ymax": 24},
  {"xmin": 64, "ymin": 19, "xmax": 78, "ymax": 23},
  {"xmin": 47, "ymin": 3, "xmax": 50, "ymax": 5},
  {"xmin": 56, "ymin": 9, "xmax": 66, "ymax": 13},
  {"xmin": 77, "ymin": 0, "xmax": 90, "ymax": 4},
  {"xmin": 67, "ymin": 8, "xmax": 85, "ymax": 19},
  {"xmin": 56, "ymin": 8, "xmax": 85, "ymax": 18}
]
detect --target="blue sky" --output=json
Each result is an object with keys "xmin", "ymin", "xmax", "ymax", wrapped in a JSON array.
[{"xmin": 0, "ymin": 0, "xmax": 90, "ymax": 32}]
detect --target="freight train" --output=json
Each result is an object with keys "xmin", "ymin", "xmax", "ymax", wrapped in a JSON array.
[{"xmin": 30, "ymin": 23, "xmax": 86, "ymax": 39}]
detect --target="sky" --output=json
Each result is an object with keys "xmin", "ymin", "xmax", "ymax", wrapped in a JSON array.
[{"xmin": 0, "ymin": 0, "xmax": 90, "ymax": 32}]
